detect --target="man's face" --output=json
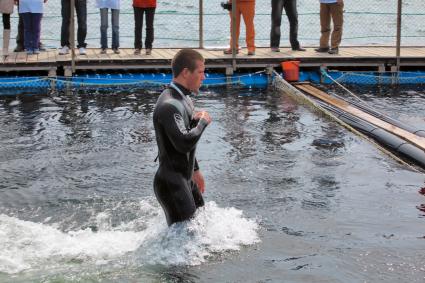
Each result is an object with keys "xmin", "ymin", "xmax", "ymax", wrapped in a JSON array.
[{"xmin": 185, "ymin": 60, "xmax": 205, "ymax": 93}]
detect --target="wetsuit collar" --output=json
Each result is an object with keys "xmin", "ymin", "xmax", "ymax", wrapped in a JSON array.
[{"xmin": 170, "ymin": 81, "xmax": 192, "ymax": 97}]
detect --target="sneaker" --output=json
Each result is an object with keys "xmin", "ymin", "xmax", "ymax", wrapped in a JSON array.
[
  {"xmin": 100, "ymin": 48, "xmax": 107, "ymax": 54},
  {"xmin": 113, "ymin": 48, "xmax": 120, "ymax": 54},
  {"xmin": 79, "ymin": 47, "xmax": 86, "ymax": 55},
  {"xmin": 247, "ymin": 50, "xmax": 255, "ymax": 56},
  {"xmin": 33, "ymin": 49, "xmax": 40, "ymax": 54},
  {"xmin": 59, "ymin": 45, "xmax": 69, "ymax": 55},
  {"xmin": 271, "ymin": 47, "xmax": 280, "ymax": 52},
  {"xmin": 39, "ymin": 42, "xmax": 46, "ymax": 51},
  {"xmin": 145, "ymin": 49, "xmax": 152, "ymax": 55},
  {"xmin": 328, "ymin": 47, "xmax": 339, "ymax": 55},
  {"xmin": 315, "ymin": 47, "xmax": 329, "ymax": 53},
  {"xmin": 134, "ymin": 48, "xmax": 141, "ymax": 55},
  {"xmin": 292, "ymin": 47, "xmax": 306, "ymax": 51}
]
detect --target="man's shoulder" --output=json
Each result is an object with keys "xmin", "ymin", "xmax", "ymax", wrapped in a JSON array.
[{"xmin": 155, "ymin": 90, "xmax": 185, "ymax": 114}]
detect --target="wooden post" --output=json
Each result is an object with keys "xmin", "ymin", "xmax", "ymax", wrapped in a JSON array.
[
  {"xmin": 70, "ymin": 0, "xmax": 76, "ymax": 74},
  {"xmin": 199, "ymin": 0, "xmax": 203, "ymax": 49},
  {"xmin": 231, "ymin": 0, "xmax": 237, "ymax": 71},
  {"xmin": 395, "ymin": 0, "xmax": 402, "ymax": 77}
]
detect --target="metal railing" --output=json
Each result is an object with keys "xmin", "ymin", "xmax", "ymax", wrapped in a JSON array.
[{"xmin": 2, "ymin": 0, "xmax": 423, "ymax": 49}]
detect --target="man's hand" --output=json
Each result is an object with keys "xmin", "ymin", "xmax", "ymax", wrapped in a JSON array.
[
  {"xmin": 192, "ymin": 170, "xmax": 206, "ymax": 194},
  {"xmin": 194, "ymin": 111, "xmax": 212, "ymax": 125}
]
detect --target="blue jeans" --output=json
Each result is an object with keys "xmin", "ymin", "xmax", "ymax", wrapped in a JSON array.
[
  {"xmin": 21, "ymin": 13, "xmax": 42, "ymax": 51},
  {"xmin": 100, "ymin": 8, "xmax": 119, "ymax": 49}
]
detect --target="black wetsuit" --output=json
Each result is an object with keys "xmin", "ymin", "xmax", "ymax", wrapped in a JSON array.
[{"xmin": 153, "ymin": 82, "xmax": 208, "ymax": 226}]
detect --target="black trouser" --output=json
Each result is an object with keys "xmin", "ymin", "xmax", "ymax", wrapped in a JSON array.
[
  {"xmin": 133, "ymin": 7, "xmax": 155, "ymax": 49},
  {"xmin": 61, "ymin": 0, "xmax": 87, "ymax": 48},
  {"xmin": 270, "ymin": 0, "xmax": 300, "ymax": 49},
  {"xmin": 154, "ymin": 167, "xmax": 204, "ymax": 226},
  {"xmin": 2, "ymin": 13, "xmax": 10, "ymax": 29}
]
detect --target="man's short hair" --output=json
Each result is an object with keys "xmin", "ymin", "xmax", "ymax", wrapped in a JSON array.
[{"xmin": 172, "ymin": 49, "xmax": 204, "ymax": 78}]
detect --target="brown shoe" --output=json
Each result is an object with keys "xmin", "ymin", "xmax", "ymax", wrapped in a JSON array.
[
  {"xmin": 113, "ymin": 48, "xmax": 120, "ymax": 54},
  {"xmin": 223, "ymin": 49, "xmax": 239, "ymax": 55},
  {"xmin": 134, "ymin": 49, "xmax": 141, "ymax": 55},
  {"xmin": 247, "ymin": 50, "xmax": 255, "ymax": 56},
  {"xmin": 100, "ymin": 48, "xmax": 107, "ymax": 54},
  {"xmin": 146, "ymin": 49, "xmax": 152, "ymax": 55}
]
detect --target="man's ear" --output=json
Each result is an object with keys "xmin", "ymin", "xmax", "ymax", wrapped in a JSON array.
[{"xmin": 181, "ymin": 68, "xmax": 189, "ymax": 79}]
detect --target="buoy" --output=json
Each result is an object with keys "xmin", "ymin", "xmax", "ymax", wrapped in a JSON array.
[{"xmin": 281, "ymin": 60, "xmax": 300, "ymax": 82}]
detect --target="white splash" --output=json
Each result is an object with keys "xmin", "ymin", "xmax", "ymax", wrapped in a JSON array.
[{"xmin": 0, "ymin": 201, "xmax": 260, "ymax": 274}]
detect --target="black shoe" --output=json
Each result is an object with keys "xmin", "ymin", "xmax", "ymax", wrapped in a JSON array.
[
  {"xmin": 14, "ymin": 45, "xmax": 24, "ymax": 52},
  {"xmin": 292, "ymin": 47, "xmax": 306, "ymax": 51},
  {"xmin": 315, "ymin": 47, "xmax": 329, "ymax": 53},
  {"xmin": 328, "ymin": 47, "xmax": 339, "ymax": 54}
]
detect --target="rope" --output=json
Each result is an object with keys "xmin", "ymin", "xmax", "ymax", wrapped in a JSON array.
[{"xmin": 320, "ymin": 69, "xmax": 368, "ymax": 104}]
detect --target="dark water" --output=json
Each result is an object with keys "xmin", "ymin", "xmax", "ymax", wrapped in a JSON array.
[{"xmin": 0, "ymin": 86, "xmax": 424, "ymax": 282}]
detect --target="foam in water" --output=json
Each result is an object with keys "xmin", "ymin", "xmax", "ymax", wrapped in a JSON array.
[{"xmin": 0, "ymin": 200, "xmax": 260, "ymax": 274}]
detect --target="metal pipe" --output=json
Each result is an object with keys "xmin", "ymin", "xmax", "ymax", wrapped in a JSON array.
[
  {"xmin": 199, "ymin": 0, "xmax": 203, "ymax": 49},
  {"xmin": 395, "ymin": 0, "xmax": 402, "ymax": 75},
  {"xmin": 70, "ymin": 0, "xmax": 76, "ymax": 74},
  {"xmin": 231, "ymin": 0, "xmax": 237, "ymax": 70}
]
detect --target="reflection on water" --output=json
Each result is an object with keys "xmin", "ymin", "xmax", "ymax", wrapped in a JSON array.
[{"xmin": 0, "ymin": 86, "xmax": 424, "ymax": 282}]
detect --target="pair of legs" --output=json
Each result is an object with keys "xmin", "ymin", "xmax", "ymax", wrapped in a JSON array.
[
  {"xmin": 15, "ymin": 13, "xmax": 44, "ymax": 52},
  {"xmin": 61, "ymin": 0, "xmax": 87, "ymax": 49},
  {"xmin": 100, "ymin": 8, "xmax": 119, "ymax": 50},
  {"xmin": 20, "ymin": 13, "xmax": 42, "ymax": 53},
  {"xmin": 2, "ymin": 13, "xmax": 10, "ymax": 30},
  {"xmin": 133, "ymin": 7, "xmax": 155, "ymax": 51},
  {"xmin": 2, "ymin": 13, "xmax": 11, "ymax": 55},
  {"xmin": 154, "ymin": 168, "xmax": 204, "ymax": 226},
  {"xmin": 319, "ymin": 2, "xmax": 344, "ymax": 49},
  {"xmin": 270, "ymin": 0, "xmax": 301, "ymax": 49},
  {"xmin": 228, "ymin": 1, "xmax": 256, "ymax": 53}
]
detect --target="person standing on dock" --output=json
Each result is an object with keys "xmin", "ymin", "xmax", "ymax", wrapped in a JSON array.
[
  {"xmin": 153, "ymin": 49, "xmax": 212, "ymax": 226},
  {"xmin": 270, "ymin": 0, "xmax": 306, "ymax": 52},
  {"xmin": 0, "ymin": 0, "xmax": 14, "ymax": 57},
  {"xmin": 18, "ymin": 0, "xmax": 47, "ymax": 55},
  {"xmin": 315, "ymin": 0, "xmax": 344, "ymax": 55},
  {"xmin": 97, "ymin": 0, "xmax": 120, "ymax": 54},
  {"xmin": 223, "ymin": 0, "xmax": 256, "ymax": 56},
  {"xmin": 59, "ymin": 0, "xmax": 87, "ymax": 55},
  {"xmin": 133, "ymin": 0, "xmax": 156, "ymax": 55}
]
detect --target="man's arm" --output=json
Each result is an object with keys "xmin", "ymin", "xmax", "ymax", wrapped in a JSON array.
[
  {"xmin": 192, "ymin": 169, "xmax": 205, "ymax": 194},
  {"xmin": 160, "ymin": 103, "xmax": 211, "ymax": 153}
]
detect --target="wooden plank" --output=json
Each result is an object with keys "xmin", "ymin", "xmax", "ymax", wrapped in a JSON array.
[
  {"xmin": 15, "ymin": 51, "xmax": 27, "ymax": 63},
  {"xmin": 3, "ymin": 52, "xmax": 17, "ymax": 64},
  {"xmin": 153, "ymin": 48, "xmax": 169, "ymax": 59},
  {"xmin": 37, "ymin": 50, "xmax": 49, "ymax": 62},
  {"xmin": 296, "ymin": 84, "xmax": 425, "ymax": 151}
]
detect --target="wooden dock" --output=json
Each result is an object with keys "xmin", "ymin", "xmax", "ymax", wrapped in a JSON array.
[{"xmin": 1, "ymin": 46, "xmax": 425, "ymax": 75}]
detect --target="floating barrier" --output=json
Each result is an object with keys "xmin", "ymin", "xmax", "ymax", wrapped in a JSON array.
[
  {"xmin": 0, "ymin": 72, "xmax": 269, "ymax": 93},
  {"xmin": 1, "ymin": 71, "xmax": 424, "ymax": 93}
]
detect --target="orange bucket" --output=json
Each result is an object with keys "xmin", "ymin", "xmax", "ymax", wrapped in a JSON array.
[{"xmin": 281, "ymin": 60, "xmax": 300, "ymax": 82}]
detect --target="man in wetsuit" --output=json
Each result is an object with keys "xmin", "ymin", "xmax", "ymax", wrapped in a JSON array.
[{"xmin": 153, "ymin": 49, "xmax": 212, "ymax": 226}]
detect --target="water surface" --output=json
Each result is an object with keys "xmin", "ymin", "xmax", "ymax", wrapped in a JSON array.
[{"xmin": 0, "ymin": 86, "xmax": 424, "ymax": 282}]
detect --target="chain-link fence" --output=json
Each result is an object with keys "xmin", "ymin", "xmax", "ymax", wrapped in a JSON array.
[{"xmin": 2, "ymin": 0, "xmax": 425, "ymax": 49}]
